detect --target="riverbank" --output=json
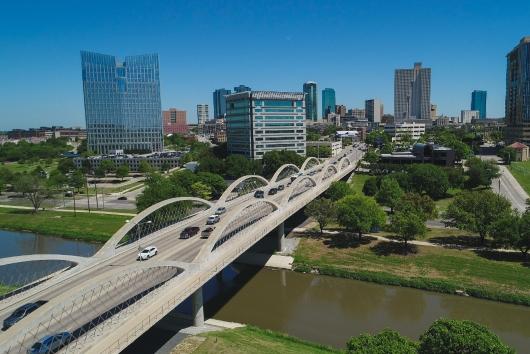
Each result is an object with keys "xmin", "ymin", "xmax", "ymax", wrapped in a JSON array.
[
  {"xmin": 0, "ymin": 207, "xmax": 128, "ymax": 243},
  {"xmin": 293, "ymin": 232, "xmax": 530, "ymax": 306}
]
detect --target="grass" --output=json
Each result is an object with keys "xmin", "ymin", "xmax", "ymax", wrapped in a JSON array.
[
  {"xmin": 293, "ymin": 232, "xmax": 530, "ymax": 306},
  {"xmin": 0, "ymin": 207, "xmax": 128, "ymax": 243},
  {"xmin": 0, "ymin": 284, "xmax": 17, "ymax": 296},
  {"xmin": 194, "ymin": 326, "xmax": 340, "ymax": 354},
  {"xmin": 1, "ymin": 160, "xmax": 59, "ymax": 174},
  {"xmin": 434, "ymin": 188, "xmax": 462, "ymax": 213},
  {"xmin": 508, "ymin": 161, "xmax": 530, "ymax": 195},
  {"xmin": 349, "ymin": 173, "xmax": 371, "ymax": 195}
]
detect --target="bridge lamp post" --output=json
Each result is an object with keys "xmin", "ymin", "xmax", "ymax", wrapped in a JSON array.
[{"xmin": 126, "ymin": 219, "xmax": 152, "ymax": 250}]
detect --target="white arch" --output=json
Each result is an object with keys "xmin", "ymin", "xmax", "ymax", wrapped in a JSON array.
[
  {"xmin": 281, "ymin": 175, "xmax": 318, "ymax": 204},
  {"xmin": 194, "ymin": 199, "xmax": 280, "ymax": 262},
  {"xmin": 319, "ymin": 164, "xmax": 339, "ymax": 183},
  {"xmin": 0, "ymin": 254, "xmax": 90, "ymax": 268},
  {"xmin": 301, "ymin": 157, "xmax": 321, "ymax": 171},
  {"xmin": 269, "ymin": 164, "xmax": 300, "ymax": 183},
  {"xmin": 340, "ymin": 157, "xmax": 352, "ymax": 171},
  {"xmin": 217, "ymin": 174, "xmax": 269, "ymax": 205}
]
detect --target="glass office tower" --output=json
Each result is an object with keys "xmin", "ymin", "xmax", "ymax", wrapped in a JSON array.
[
  {"xmin": 471, "ymin": 90, "xmax": 487, "ymax": 119},
  {"xmin": 213, "ymin": 88, "xmax": 231, "ymax": 119},
  {"xmin": 303, "ymin": 81, "xmax": 318, "ymax": 121},
  {"xmin": 81, "ymin": 51, "xmax": 163, "ymax": 154},
  {"xmin": 322, "ymin": 88, "xmax": 336, "ymax": 117},
  {"xmin": 394, "ymin": 62, "xmax": 431, "ymax": 122}
]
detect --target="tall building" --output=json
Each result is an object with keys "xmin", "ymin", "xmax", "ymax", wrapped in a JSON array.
[
  {"xmin": 225, "ymin": 91, "xmax": 306, "ymax": 159},
  {"xmin": 348, "ymin": 108, "xmax": 365, "ymax": 119},
  {"xmin": 394, "ymin": 62, "xmax": 431, "ymax": 122},
  {"xmin": 234, "ymin": 84, "xmax": 251, "ymax": 93},
  {"xmin": 322, "ymin": 88, "xmax": 336, "ymax": 117},
  {"xmin": 197, "ymin": 104, "xmax": 209, "ymax": 125},
  {"xmin": 303, "ymin": 81, "xmax": 318, "ymax": 121},
  {"xmin": 460, "ymin": 110, "xmax": 480, "ymax": 124},
  {"xmin": 365, "ymin": 99, "xmax": 383, "ymax": 123},
  {"xmin": 213, "ymin": 88, "xmax": 231, "ymax": 119},
  {"xmin": 335, "ymin": 104, "xmax": 347, "ymax": 117},
  {"xmin": 80, "ymin": 51, "xmax": 163, "ymax": 154},
  {"xmin": 506, "ymin": 36, "xmax": 530, "ymax": 144},
  {"xmin": 163, "ymin": 108, "xmax": 188, "ymax": 135},
  {"xmin": 471, "ymin": 90, "xmax": 487, "ymax": 120},
  {"xmin": 430, "ymin": 104, "xmax": 438, "ymax": 120}
]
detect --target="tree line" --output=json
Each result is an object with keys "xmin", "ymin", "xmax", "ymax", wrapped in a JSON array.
[{"xmin": 0, "ymin": 138, "xmax": 72, "ymax": 162}]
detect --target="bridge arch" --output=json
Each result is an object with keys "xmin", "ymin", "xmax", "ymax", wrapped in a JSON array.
[
  {"xmin": 319, "ymin": 164, "xmax": 339, "ymax": 183},
  {"xmin": 340, "ymin": 157, "xmax": 352, "ymax": 171},
  {"xmin": 282, "ymin": 175, "xmax": 318, "ymax": 204},
  {"xmin": 301, "ymin": 157, "xmax": 320, "ymax": 171},
  {"xmin": 217, "ymin": 175, "xmax": 269, "ymax": 205},
  {"xmin": 0, "ymin": 254, "xmax": 90, "ymax": 268}
]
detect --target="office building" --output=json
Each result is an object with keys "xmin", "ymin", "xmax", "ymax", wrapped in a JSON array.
[
  {"xmin": 384, "ymin": 121, "xmax": 426, "ymax": 142},
  {"xmin": 506, "ymin": 37, "xmax": 530, "ymax": 144},
  {"xmin": 234, "ymin": 84, "xmax": 251, "ymax": 93},
  {"xmin": 80, "ymin": 51, "xmax": 163, "ymax": 154},
  {"xmin": 197, "ymin": 104, "xmax": 209, "ymax": 126},
  {"xmin": 471, "ymin": 90, "xmax": 487, "ymax": 119},
  {"xmin": 322, "ymin": 88, "xmax": 336, "ymax": 117},
  {"xmin": 394, "ymin": 62, "xmax": 431, "ymax": 122},
  {"xmin": 460, "ymin": 110, "xmax": 480, "ymax": 124},
  {"xmin": 225, "ymin": 91, "xmax": 306, "ymax": 159},
  {"xmin": 381, "ymin": 143, "xmax": 455, "ymax": 167},
  {"xmin": 163, "ymin": 108, "xmax": 188, "ymax": 135},
  {"xmin": 430, "ymin": 104, "xmax": 438, "ymax": 120},
  {"xmin": 74, "ymin": 151, "xmax": 181, "ymax": 172},
  {"xmin": 303, "ymin": 81, "xmax": 318, "ymax": 121},
  {"xmin": 335, "ymin": 104, "xmax": 347, "ymax": 117},
  {"xmin": 347, "ymin": 108, "xmax": 365, "ymax": 119},
  {"xmin": 365, "ymin": 99, "xmax": 383, "ymax": 123},
  {"xmin": 213, "ymin": 88, "xmax": 231, "ymax": 119}
]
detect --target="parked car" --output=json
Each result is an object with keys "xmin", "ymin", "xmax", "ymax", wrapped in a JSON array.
[
  {"xmin": 268, "ymin": 188, "xmax": 278, "ymax": 195},
  {"xmin": 117, "ymin": 196, "xmax": 127, "ymax": 201},
  {"xmin": 201, "ymin": 227, "xmax": 215, "ymax": 238},
  {"xmin": 137, "ymin": 246, "xmax": 157, "ymax": 260},
  {"xmin": 277, "ymin": 185, "xmax": 284, "ymax": 191},
  {"xmin": 215, "ymin": 207, "xmax": 227, "ymax": 215},
  {"xmin": 180, "ymin": 226, "xmax": 200, "ymax": 239},
  {"xmin": 27, "ymin": 332, "xmax": 72, "ymax": 354},
  {"xmin": 3, "ymin": 301, "xmax": 47, "ymax": 330},
  {"xmin": 254, "ymin": 190, "xmax": 264, "ymax": 198},
  {"xmin": 206, "ymin": 215, "xmax": 220, "ymax": 225}
]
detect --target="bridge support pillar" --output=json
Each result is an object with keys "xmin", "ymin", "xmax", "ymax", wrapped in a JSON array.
[
  {"xmin": 192, "ymin": 287, "xmax": 204, "ymax": 327},
  {"xmin": 276, "ymin": 222, "xmax": 285, "ymax": 253}
]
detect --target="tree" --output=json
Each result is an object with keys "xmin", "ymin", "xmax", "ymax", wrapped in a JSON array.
[
  {"xmin": 347, "ymin": 329, "xmax": 418, "ymax": 354},
  {"xmin": 13, "ymin": 174, "xmax": 49, "ymax": 213},
  {"xmin": 136, "ymin": 173, "xmax": 189, "ymax": 211},
  {"xmin": 326, "ymin": 181, "xmax": 354, "ymax": 201},
  {"xmin": 498, "ymin": 147, "xmax": 516, "ymax": 165},
  {"xmin": 94, "ymin": 166, "xmax": 106, "ymax": 179},
  {"xmin": 491, "ymin": 211, "xmax": 530, "ymax": 258},
  {"xmin": 363, "ymin": 148, "xmax": 380, "ymax": 164},
  {"xmin": 116, "ymin": 164, "xmax": 130, "ymax": 181},
  {"xmin": 225, "ymin": 154, "xmax": 258, "ymax": 179},
  {"xmin": 375, "ymin": 177, "xmax": 403, "ymax": 213},
  {"xmin": 408, "ymin": 164, "xmax": 449, "ymax": 199},
  {"xmin": 196, "ymin": 172, "xmax": 226, "ymax": 199},
  {"xmin": 336, "ymin": 195, "xmax": 386, "ymax": 241},
  {"xmin": 99, "ymin": 159, "xmax": 116, "ymax": 176},
  {"xmin": 57, "ymin": 158, "xmax": 76, "ymax": 174},
  {"xmin": 262, "ymin": 150, "xmax": 304, "ymax": 178},
  {"xmin": 418, "ymin": 319, "xmax": 514, "ymax": 354},
  {"xmin": 0, "ymin": 167, "xmax": 14, "ymax": 195},
  {"xmin": 138, "ymin": 160, "xmax": 153, "ymax": 174},
  {"xmin": 464, "ymin": 157, "xmax": 500, "ymax": 189},
  {"xmin": 197, "ymin": 155, "xmax": 225, "ymax": 175},
  {"xmin": 362, "ymin": 177, "xmax": 378, "ymax": 196},
  {"xmin": 443, "ymin": 190, "xmax": 512, "ymax": 245},
  {"xmin": 396, "ymin": 193, "xmax": 438, "ymax": 221},
  {"xmin": 68, "ymin": 169, "xmax": 85, "ymax": 193},
  {"xmin": 305, "ymin": 198, "xmax": 336, "ymax": 235},
  {"xmin": 190, "ymin": 181, "xmax": 212, "ymax": 200},
  {"xmin": 390, "ymin": 211, "xmax": 427, "ymax": 251},
  {"xmin": 306, "ymin": 146, "xmax": 332, "ymax": 158},
  {"xmin": 161, "ymin": 161, "xmax": 171, "ymax": 173}
]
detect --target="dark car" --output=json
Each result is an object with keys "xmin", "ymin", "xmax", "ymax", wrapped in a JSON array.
[
  {"xmin": 254, "ymin": 190, "xmax": 264, "ymax": 198},
  {"xmin": 117, "ymin": 196, "xmax": 128, "ymax": 200},
  {"xmin": 180, "ymin": 226, "xmax": 200, "ymax": 239},
  {"xmin": 201, "ymin": 227, "xmax": 215, "ymax": 238},
  {"xmin": 277, "ymin": 185, "xmax": 284, "ymax": 191},
  {"xmin": 268, "ymin": 188, "xmax": 278, "ymax": 195},
  {"xmin": 27, "ymin": 332, "xmax": 72, "ymax": 354},
  {"xmin": 3, "ymin": 301, "xmax": 47, "ymax": 330}
]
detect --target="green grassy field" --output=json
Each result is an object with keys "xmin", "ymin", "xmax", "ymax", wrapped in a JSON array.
[
  {"xmin": 294, "ymin": 232, "xmax": 530, "ymax": 306},
  {"xmin": 1, "ymin": 160, "xmax": 59, "ymax": 174},
  {"xmin": 0, "ymin": 207, "xmax": 128, "ymax": 242},
  {"xmin": 349, "ymin": 173, "xmax": 371, "ymax": 195},
  {"xmin": 508, "ymin": 161, "xmax": 530, "ymax": 195},
  {"xmin": 194, "ymin": 326, "xmax": 340, "ymax": 354}
]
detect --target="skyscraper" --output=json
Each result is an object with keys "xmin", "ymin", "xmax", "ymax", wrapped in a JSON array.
[
  {"xmin": 80, "ymin": 51, "xmax": 163, "ymax": 154},
  {"xmin": 322, "ymin": 88, "xmax": 336, "ymax": 117},
  {"xmin": 197, "ymin": 104, "xmax": 209, "ymax": 125},
  {"xmin": 506, "ymin": 36, "xmax": 530, "ymax": 144},
  {"xmin": 213, "ymin": 88, "xmax": 231, "ymax": 119},
  {"xmin": 225, "ymin": 91, "xmax": 306, "ymax": 159},
  {"xmin": 394, "ymin": 62, "xmax": 431, "ymax": 122},
  {"xmin": 365, "ymin": 99, "xmax": 383, "ymax": 123},
  {"xmin": 303, "ymin": 81, "xmax": 318, "ymax": 121},
  {"xmin": 234, "ymin": 84, "xmax": 251, "ymax": 93},
  {"xmin": 471, "ymin": 90, "xmax": 487, "ymax": 120}
]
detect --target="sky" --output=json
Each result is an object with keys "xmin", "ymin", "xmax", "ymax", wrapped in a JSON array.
[{"xmin": 1, "ymin": 0, "xmax": 529, "ymax": 129}]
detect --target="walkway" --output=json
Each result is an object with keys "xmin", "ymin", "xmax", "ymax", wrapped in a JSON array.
[{"xmin": 0, "ymin": 204, "xmax": 137, "ymax": 216}]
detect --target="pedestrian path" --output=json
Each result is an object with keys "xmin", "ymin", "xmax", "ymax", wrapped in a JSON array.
[{"xmin": 0, "ymin": 204, "xmax": 137, "ymax": 216}]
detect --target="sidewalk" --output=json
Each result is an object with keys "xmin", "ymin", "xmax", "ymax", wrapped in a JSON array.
[{"xmin": 0, "ymin": 204, "xmax": 136, "ymax": 216}]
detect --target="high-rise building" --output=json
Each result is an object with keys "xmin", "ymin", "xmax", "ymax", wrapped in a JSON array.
[
  {"xmin": 394, "ymin": 62, "xmax": 431, "ymax": 122},
  {"xmin": 303, "ymin": 81, "xmax": 318, "ymax": 121},
  {"xmin": 460, "ymin": 110, "xmax": 480, "ymax": 124},
  {"xmin": 506, "ymin": 36, "xmax": 530, "ymax": 144},
  {"xmin": 471, "ymin": 90, "xmax": 487, "ymax": 120},
  {"xmin": 80, "ymin": 51, "xmax": 163, "ymax": 154},
  {"xmin": 163, "ymin": 108, "xmax": 188, "ymax": 135},
  {"xmin": 335, "ymin": 105, "xmax": 347, "ymax": 117},
  {"xmin": 225, "ymin": 91, "xmax": 306, "ymax": 159},
  {"xmin": 197, "ymin": 104, "xmax": 209, "ymax": 125},
  {"xmin": 348, "ymin": 108, "xmax": 365, "ymax": 120},
  {"xmin": 234, "ymin": 84, "xmax": 251, "ymax": 93},
  {"xmin": 365, "ymin": 99, "xmax": 383, "ymax": 123},
  {"xmin": 430, "ymin": 104, "xmax": 438, "ymax": 120},
  {"xmin": 322, "ymin": 88, "xmax": 336, "ymax": 117},
  {"xmin": 213, "ymin": 88, "xmax": 231, "ymax": 119}
]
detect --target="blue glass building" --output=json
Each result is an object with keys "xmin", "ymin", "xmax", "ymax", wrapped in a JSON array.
[
  {"xmin": 234, "ymin": 85, "xmax": 251, "ymax": 93},
  {"xmin": 471, "ymin": 90, "xmax": 487, "ymax": 119},
  {"xmin": 81, "ymin": 51, "xmax": 163, "ymax": 154},
  {"xmin": 322, "ymin": 88, "xmax": 336, "ymax": 117},
  {"xmin": 303, "ymin": 82, "xmax": 318, "ymax": 121},
  {"xmin": 213, "ymin": 88, "xmax": 231, "ymax": 119}
]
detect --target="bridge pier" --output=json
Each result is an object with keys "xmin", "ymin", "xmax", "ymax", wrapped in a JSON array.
[
  {"xmin": 192, "ymin": 287, "xmax": 204, "ymax": 327},
  {"xmin": 276, "ymin": 222, "xmax": 285, "ymax": 253}
]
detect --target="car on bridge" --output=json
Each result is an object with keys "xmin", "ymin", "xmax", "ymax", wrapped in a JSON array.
[
  {"xmin": 27, "ymin": 332, "xmax": 72, "ymax": 353},
  {"xmin": 201, "ymin": 227, "xmax": 215, "ymax": 238},
  {"xmin": 215, "ymin": 207, "xmax": 227, "ymax": 215},
  {"xmin": 180, "ymin": 226, "xmax": 200, "ymax": 239},
  {"xmin": 277, "ymin": 185, "xmax": 284, "ymax": 191},
  {"xmin": 206, "ymin": 215, "xmax": 220, "ymax": 224},
  {"xmin": 2, "ymin": 300, "xmax": 47, "ymax": 330},
  {"xmin": 268, "ymin": 188, "xmax": 278, "ymax": 195},
  {"xmin": 254, "ymin": 190, "xmax": 264, "ymax": 198},
  {"xmin": 137, "ymin": 246, "xmax": 158, "ymax": 260}
]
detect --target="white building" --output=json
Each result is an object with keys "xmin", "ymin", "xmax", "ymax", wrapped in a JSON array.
[
  {"xmin": 306, "ymin": 140, "xmax": 343, "ymax": 157},
  {"xmin": 197, "ymin": 104, "xmax": 209, "ymax": 126},
  {"xmin": 365, "ymin": 99, "xmax": 383, "ymax": 123},
  {"xmin": 384, "ymin": 122, "xmax": 426, "ymax": 142},
  {"xmin": 460, "ymin": 110, "xmax": 480, "ymax": 124}
]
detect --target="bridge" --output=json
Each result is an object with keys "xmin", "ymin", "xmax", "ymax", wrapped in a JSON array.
[{"xmin": 0, "ymin": 146, "xmax": 364, "ymax": 353}]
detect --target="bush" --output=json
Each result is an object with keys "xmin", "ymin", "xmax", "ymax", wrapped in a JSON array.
[
  {"xmin": 362, "ymin": 177, "xmax": 378, "ymax": 196},
  {"xmin": 347, "ymin": 329, "xmax": 418, "ymax": 354}
]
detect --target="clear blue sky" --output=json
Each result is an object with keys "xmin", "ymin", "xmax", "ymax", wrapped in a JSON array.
[{"xmin": 1, "ymin": 0, "xmax": 529, "ymax": 129}]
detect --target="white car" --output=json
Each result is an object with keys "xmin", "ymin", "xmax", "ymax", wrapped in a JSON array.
[
  {"xmin": 137, "ymin": 246, "xmax": 157, "ymax": 261},
  {"xmin": 207, "ymin": 214, "xmax": 220, "ymax": 225}
]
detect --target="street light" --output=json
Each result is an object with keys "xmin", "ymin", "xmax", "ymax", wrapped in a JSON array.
[{"xmin": 126, "ymin": 219, "xmax": 152, "ymax": 251}]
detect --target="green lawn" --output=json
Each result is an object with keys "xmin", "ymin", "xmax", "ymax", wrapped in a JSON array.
[
  {"xmin": 349, "ymin": 173, "xmax": 371, "ymax": 195},
  {"xmin": 508, "ymin": 161, "xmax": 530, "ymax": 195},
  {"xmin": 0, "ymin": 207, "xmax": 128, "ymax": 242},
  {"xmin": 294, "ymin": 232, "xmax": 530, "ymax": 306},
  {"xmin": 0, "ymin": 284, "xmax": 17, "ymax": 296},
  {"xmin": 1, "ymin": 160, "xmax": 59, "ymax": 174},
  {"xmin": 194, "ymin": 326, "xmax": 340, "ymax": 354}
]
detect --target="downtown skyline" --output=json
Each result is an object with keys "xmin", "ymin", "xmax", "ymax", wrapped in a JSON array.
[{"xmin": 1, "ymin": 0, "xmax": 530, "ymax": 129}]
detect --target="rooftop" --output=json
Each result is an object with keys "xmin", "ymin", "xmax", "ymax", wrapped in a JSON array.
[
  {"xmin": 509, "ymin": 142, "xmax": 529, "ymax": 149},
  {"xmin": 226, "ymin": 91, "xmax": 304, "ymax": 101}
]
